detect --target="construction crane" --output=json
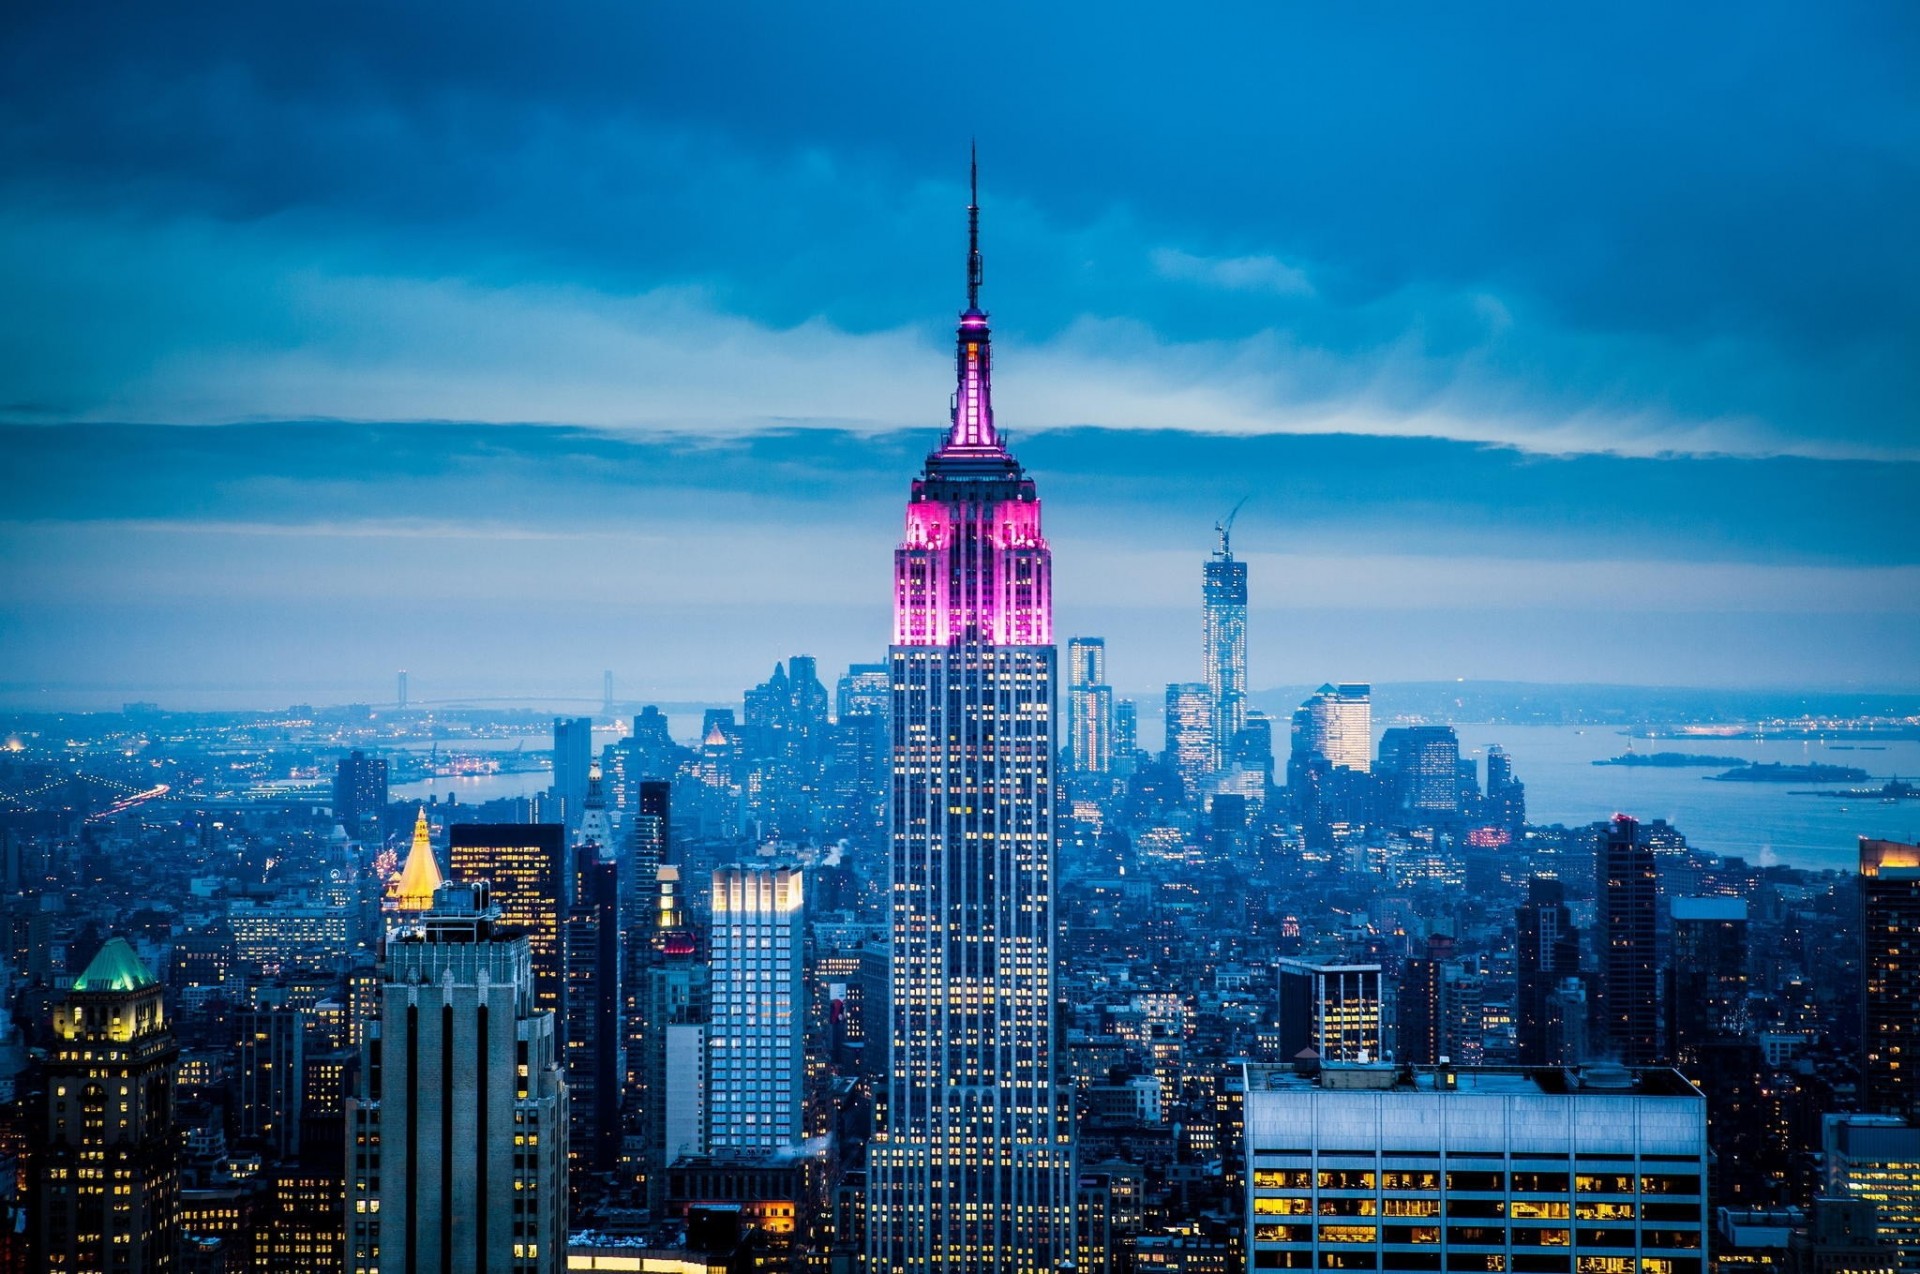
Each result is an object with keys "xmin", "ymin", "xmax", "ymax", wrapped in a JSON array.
[{"xmin": 1214, "ymin": 495, "xmax": 1251, "ymax": 558}]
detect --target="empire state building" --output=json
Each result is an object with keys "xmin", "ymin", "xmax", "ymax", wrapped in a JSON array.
[{"xmin": 867, "ymin": 158, "xmax": 1076, "ymax": 1271}]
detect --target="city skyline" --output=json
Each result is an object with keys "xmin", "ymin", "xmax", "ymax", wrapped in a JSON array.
[{"xmin": 4, "ymin": 9, "xmax": 1920, "ymax": 1271}]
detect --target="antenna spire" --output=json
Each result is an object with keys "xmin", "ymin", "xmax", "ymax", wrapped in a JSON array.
[{"xmin": 966, "ymin": 140, "xmax": 983, "ymax": 310}]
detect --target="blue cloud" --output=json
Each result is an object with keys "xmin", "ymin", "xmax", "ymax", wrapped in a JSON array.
[{"xmin": 2, "ymin": 2, "xmax": 1914, "ymax": 455}]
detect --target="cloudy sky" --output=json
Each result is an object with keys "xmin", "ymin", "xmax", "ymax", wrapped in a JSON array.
[{"xmin": 1, "ymin": 3, "xmax": 1915, "ymax": 710}]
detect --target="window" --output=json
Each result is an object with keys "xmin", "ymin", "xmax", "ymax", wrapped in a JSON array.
[
  {"xmin": 1447, "ymin": 1172, "xmax": 1505, "ymax": 1192},
  {"xmin": 1256, "ymin": 1198, "xmax": 1312, "ymax": 1217}
]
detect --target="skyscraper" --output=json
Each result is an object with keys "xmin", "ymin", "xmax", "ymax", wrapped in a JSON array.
[
  {"xmin": 1164, "ymin": 682, "xmax": 1216, "ymax": 799},
  {"xmin": 1298, "ymin": 683, "xmax": 1371, "ymax": 772},
  {"xmin": 1515, "ymin": 877, "xmax": 1582, "ymax": 1065},
  {"xmin": 347, "ymin": 881, "xmax": 567, "ymax": 1274},
  {"xmin": 564, "ymin": 831, "xmax": 624, "ymax": 1179},
  {"xmin": 1202, "ymin": 515, "xmax": 1249, "ymax": 770},
  {"xmin": 708, "ymin": 866, "xmax": 806, "ymax": 1151},
  {"xmin": 1825, "ymin": 1114, "xmax": 1920, "ymax": 1274},
  {"xmin": 553, "ymin": 715, "xmax": 594, "ymax": 831},
  {"xmin": 626, "ymin": 777, "xmax": 672, "ymax": 1145},
  {"xmin": 334, "ymin": 749, "xmax": 389, "ymax": 838},
  {"xmin": 1598, "ymin": 814, "xmax": 1661, "ymax": 1066},
  {"xmin": 1667, "ymin": 896, "xmax": 1749, "ymax": 1065},
  {"xmin": 631, "ymin": 778, "xmax": 670, "ymax": 933},
  {"xmin": 1066, "ymin": 636, "xmax": 1115, "ymax": 774},
  {"xmin": 1485, "ymin": 743, "xmax": 1527, "ymax": 831},
  {"xmin": 1377, "ymin": 725, "xmax": 1462, "ymax": 817},
  {"xmin": 448, "ymin": 821, "xmax": 568, "ymax": 1032},
  {"xmin": 30, "ymin": 938, "xmax": 180, "ymax": 1273},
  {"xmin": 1113, "ymin": 698, "xmax": 1140, "ymax": 775},
  {"xmin": 1863, "ymin": 839, "xmax": 1920, "ymax": 1119},
  {"xmin": 236, "ymin": 996, "xmax": 305, "ymax": 1159},
  {"xmin": 867, "ymin": 155, "xmax": 1075, "ymax": 1273},
  {"xmin": 641, "ymin": 866, "xmax": 709, "ymax": 1213}
]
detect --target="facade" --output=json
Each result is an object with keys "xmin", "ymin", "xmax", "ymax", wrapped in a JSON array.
[
  {"xmin": 1244, "ymin": 1063, "xmax": 1709, "ymax": 1274},
  {"xmin": 867, "ymin": 164, "xmax": 1076, "ymax": 1272},
  {"xmin": 626, "ymin": 776, "xmax": 674, "ymax": 1143},
  {"xmin": 1277, "ymin": 960, "xmax": 1390, "ymax": 1064},
  {"xmin": 1667, "ymin": 897, "xmax": 1749, "ymax": 1065},
  {"xmin": 708, "ymin": 865, "xmax": 806, "ymax": 1151},
  {"xmin": 1067, "ymin": 636, "xmax": 1115, "ymax": 774},
  {"xmin": 1516, "ymin": 878, "xmax": 1582, "ymax": 1065},
  {"xmin": 1824, "ymin": 1115, "xmax": 1920, "ymax": 1274},
  {"xmin": 334, "ymin": 750, "xmax": 389, "ymax": 837},
  {"xmin": 1166, "ymin": 682, "xmax": 1217, "ymax": 799},
  {"xmin": 1202, "ymin": 524, "xmax": 1249, "ymax": 771},
  {"xmin": 346, "ymin": 882, "xmax": 567, "ymax": 1274},
  {"xmin": 564, "ymin": 835, "xmax": 624, "ymax": 1178},
  {"xmin": 236, "ymin": 1000, "xmax": 304, "ymax": 1158},
  {"xmin": 553, "ymin": 715, "xmax": 594, "ymax": 832},
  {"xmin": 642, "ymin": 865, "xmax": 711, "ymax": 1213},
  {"xmin": 1598, "ymin": 815, "xmax": 1661, "ymax": 1066},
  {"xmin": 1114, "ymin": 699, "xmax": 1140, "ymax": 774},
  {"xmin": 1862, "ymin": 839, "xmax": 1920, "ymax": 1119},
  {"xmin": 1379, "ymin": 726, "xmax": 1462, "ymax": 818},
  {"xmin": 447, "ymin": 822, "xmax": 568, "ymax": 1031},
  {"xmin": 1300, "ymin": 683, "xmax": 1372, "ymax": 772},
  {"xmin": 30, "ymin": 938, "xmax": 180, "ymax": 1273}
]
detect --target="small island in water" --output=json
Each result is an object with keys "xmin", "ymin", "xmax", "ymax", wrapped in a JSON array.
[
  {"xmin": 1707, "ymin": 761, "xmax": 1871, "ymax": 783},
  {"xmin": 1594, "ymin": 752, "xmax": 1738, "ymax": 768}
]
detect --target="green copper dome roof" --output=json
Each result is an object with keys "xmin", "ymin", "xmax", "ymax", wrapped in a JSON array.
[{"xmin": 71, "ymin": 937, "xmax": 159, "ymax": 993}]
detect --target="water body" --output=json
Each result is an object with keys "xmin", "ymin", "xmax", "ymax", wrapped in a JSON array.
[
  {"xmin": 391, "ymin": 721, "xmax": 1920, "ymax": 873},
  {"xmin": 1453, "ymin": 723, "xmax": 1920, "ymax": 873}
]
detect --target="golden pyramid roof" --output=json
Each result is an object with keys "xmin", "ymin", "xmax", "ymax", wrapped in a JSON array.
[{"xmin": 393, "ymin": 806, "xmax": 444, "ymax": 911}]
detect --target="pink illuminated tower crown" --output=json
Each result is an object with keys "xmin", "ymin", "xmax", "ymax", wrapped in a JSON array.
[{"xmin": 892, "ymin": 149, "xmax": 1052, "ymax": 648}]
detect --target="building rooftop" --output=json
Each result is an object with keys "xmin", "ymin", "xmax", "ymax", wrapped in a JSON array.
[
  {"xmin": 1245, "ymin": 1061, "xmax": 1701, "ymax": 1099},
  {"xmin": 71, "ymin": 937, "xmax": 159, "ymax": 993},
  {"xmin": 1670, "ymin": 896, "xmax": 1749, "ymax": 921}
]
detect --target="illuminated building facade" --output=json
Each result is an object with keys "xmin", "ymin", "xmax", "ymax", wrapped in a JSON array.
[
  {"xmin": 1824, "ymin": 1115, "xmax": 1920, "ymax": 1274},
  {"xmin": 1276, "ymin": 959, "xmax": 1390, "ymax": 1063},
  {"xmin": 1166, "ymin": 682, "xmax": 1217, "ymax": 798},
  {"xmin": 867, "ymin": 158, "xmax": 1076, "ymax": 1272},
  {"xmin": 1067, "ymin": 636, "xmax": 1114, "ymax": 775},
  {"xmin": 448, "ymin": 822, "xmax": 568, "ymax": 1031},
  {"xmin": 1379, "ymin": 725, "xmax": 1462, "ymax": 817},
  {"xmin": 708, "ymin": 866, "xmax": 806, "ymax": 1151},
  {"xmin": 1862, "ymin": 839, "xmax": 1920, "ymax": 1120},
  {"xmin": 30, "ymin": 938, "xmax": 180, "ymax": 1273},
  {"xmin": 1203, "ymin": 521, "xmax": 1249, "ymax": 770},
  {"xmin": 1300, "ymin": 683, "xmax": 1373, "ymax": 773},
  {"xmin": 346, "ymin": 881, "xmax": 567, "ymax": 1274},
  {"xmin": 1244, "ymin": 1062, "xmax": 1709, "ymax": 1274}
]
